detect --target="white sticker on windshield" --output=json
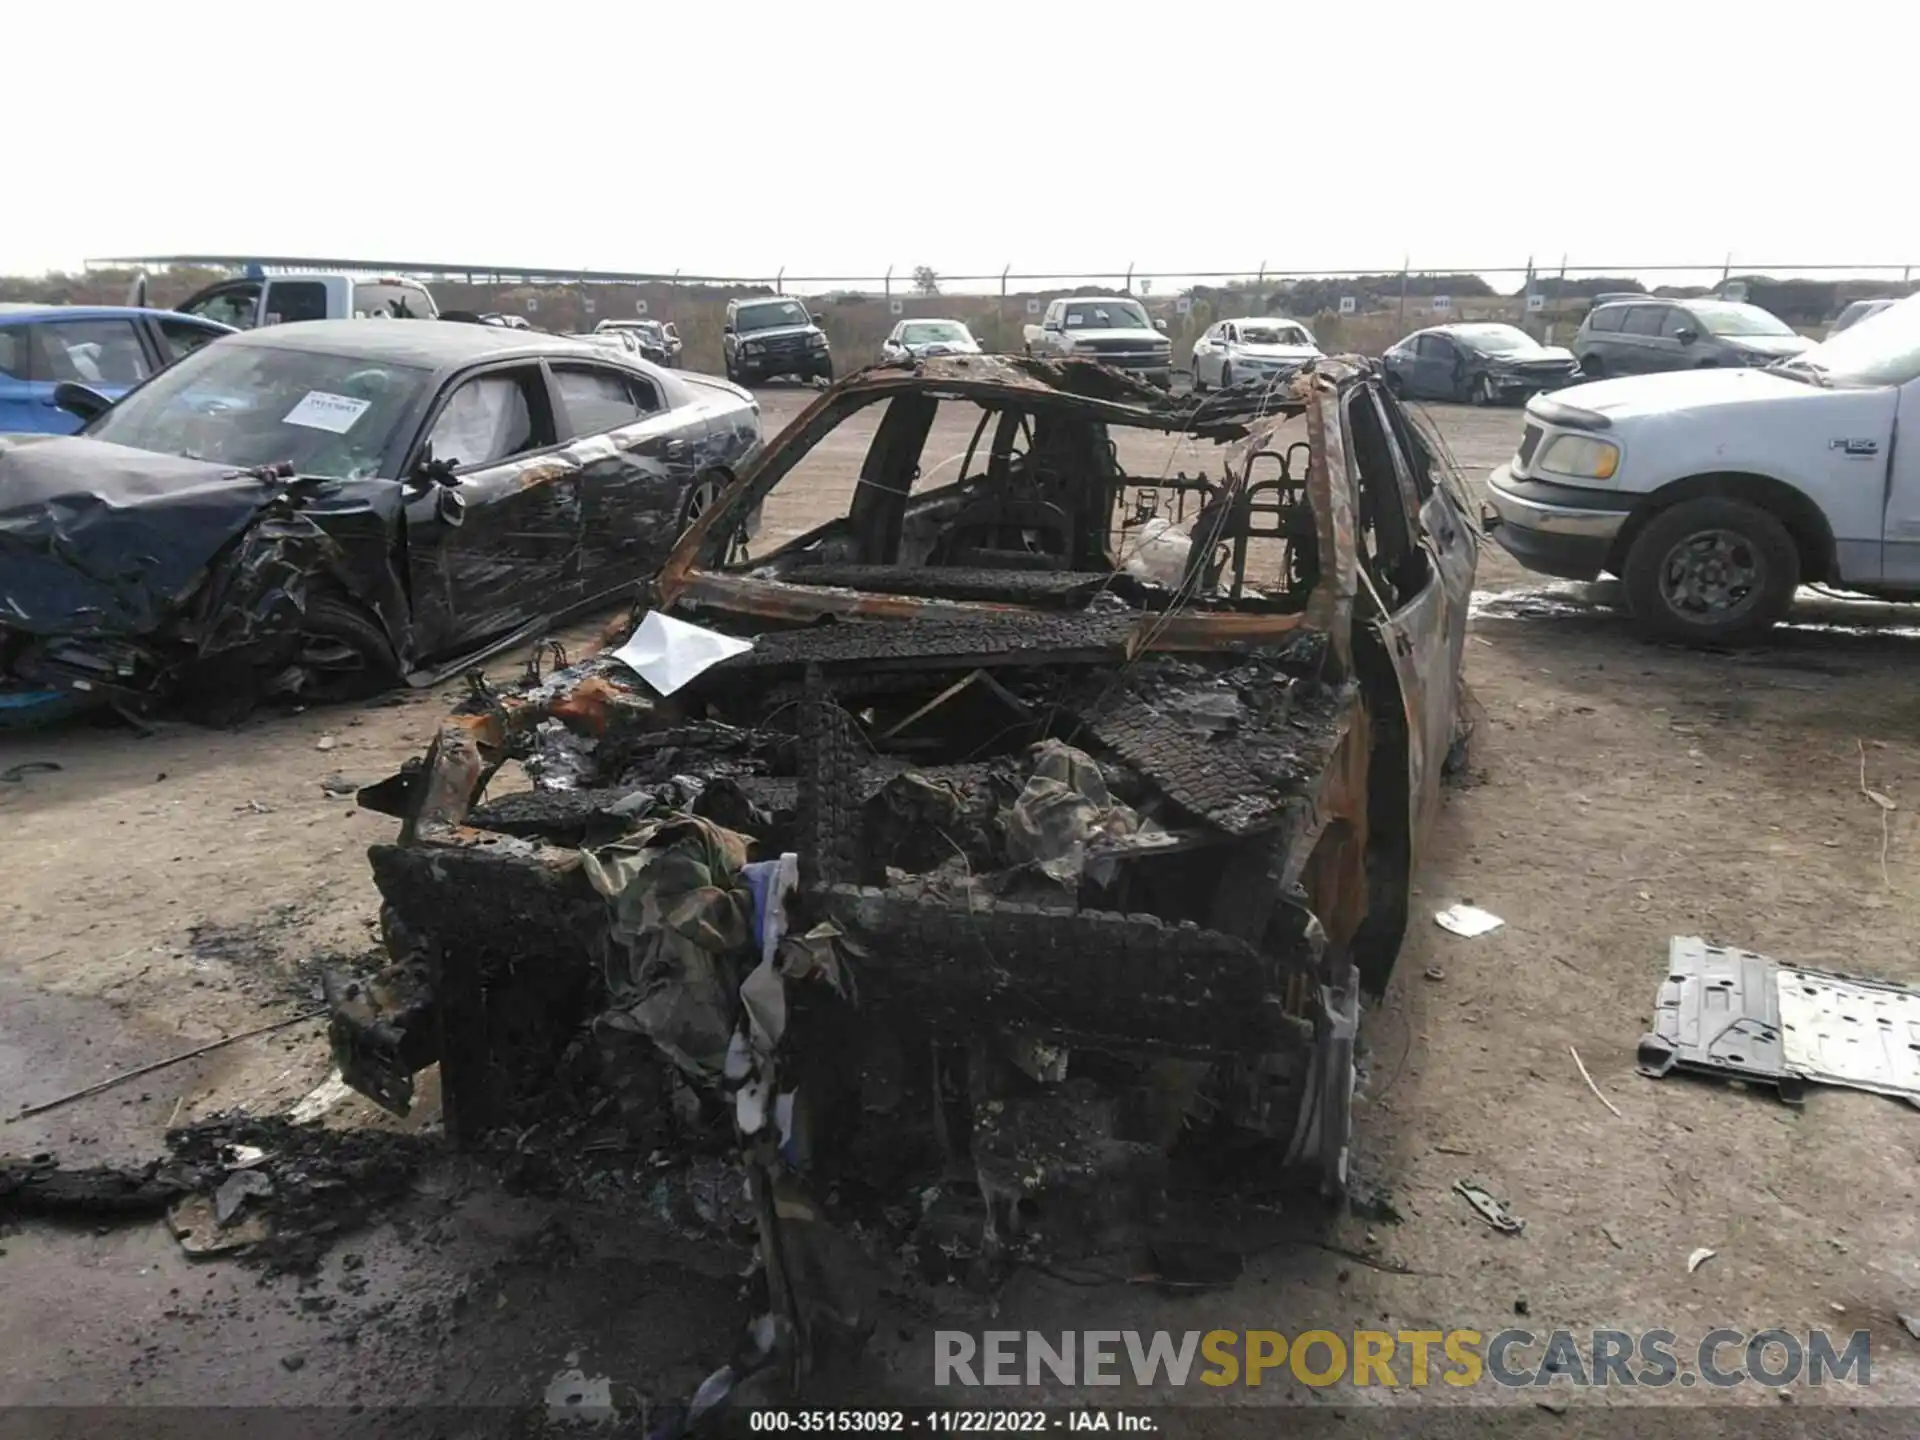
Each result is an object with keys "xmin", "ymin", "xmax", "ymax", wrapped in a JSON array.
[{"xmin": 283, "ymin": 391, "xmax": 372, "ymax": 434}]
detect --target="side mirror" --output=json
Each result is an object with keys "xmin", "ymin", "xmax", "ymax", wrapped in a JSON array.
[
  {"xmin": 810, "ymin": 313, "xmax": 823, "ymax": 325},
  {"xmin": 410, "ymin": 446, "xmax": 462, "ymax": 489},
  {"xmin": 723, "ymin": 323, "xmax": 734, "ymax": 334},
  {"xmin": 435, "ymin": 486, "xmax": 467, "ymax": 529},
  {"xmin": 1675, "ymin": 327, "xmax": 1699, "ymax": 344},
  {"xmin": 52, "ymin": 381, "xmax": 112, "ymax": 424},
  {"xmin": 1154, "ymin": 318, "xmax": 1169, "ymax": 332},
  {"xmin": 1042, "ymin": 321, "xmax": 1060, "ymax": 332}
]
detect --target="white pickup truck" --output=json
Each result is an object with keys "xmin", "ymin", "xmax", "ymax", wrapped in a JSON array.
[
  {"xmin": 1024, "ymin": 296, "xmax": 1172, "ymax": 387},
  {"xmin": 1486, "ymin": 295, "xmax": 1920, "ymax": 643},
  {"xmin": 150, "ymin": 272, "xmax": 439, "ymax": 330}
]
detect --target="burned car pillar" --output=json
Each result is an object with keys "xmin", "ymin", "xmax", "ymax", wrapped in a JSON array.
[{"xmin": 328, "ymin": 354, "xmax": 1478, "ymax": 1375}]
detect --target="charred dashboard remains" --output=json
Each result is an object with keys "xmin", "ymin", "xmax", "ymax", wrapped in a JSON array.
[{"xmin": 328, "ymin": 355, "xmax": 1478, "ymax": 1383}]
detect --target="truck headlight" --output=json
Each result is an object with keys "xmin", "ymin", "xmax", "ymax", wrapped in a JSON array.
[
  {"xmin": 1073, "ymin": 341, "xmax": 1102, "ymax": 354},
  {"xmin": 1538, "ymin": 434, "xmax": 1620, "ymax": 480},
  {"xmin": 809, "ymin": 333, "xmax": 829, "ymax": 349},
  {"xmin": 744, "ymin": 341, "xmax": 764, "ymax": 355}
]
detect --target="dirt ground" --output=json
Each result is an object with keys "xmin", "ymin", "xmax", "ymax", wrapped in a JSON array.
[{"xmin": 4, "ymin": 383, "xmax": 1920, "ymax": 1428}]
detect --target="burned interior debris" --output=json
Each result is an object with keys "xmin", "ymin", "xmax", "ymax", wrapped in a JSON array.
[{"xmin": 326, "ymin": 354, "xmax": 1479, "ymax": 1386}]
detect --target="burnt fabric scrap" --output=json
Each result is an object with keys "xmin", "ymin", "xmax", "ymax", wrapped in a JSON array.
[
  {"xmin": 582, "ymin": 815, "xmax": 757, "ymax": 1087},
  {"xmin": 1004, "ymin": 739, "xmax": 1140, "ymax": 885}
]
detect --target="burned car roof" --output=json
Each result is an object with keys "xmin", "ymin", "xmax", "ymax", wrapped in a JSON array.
[{"xmin": 224, "ymin": 318, "xmax": 608, "ymax": 368}]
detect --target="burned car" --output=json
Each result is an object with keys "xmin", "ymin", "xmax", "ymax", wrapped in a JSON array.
[
  {"xmin": 328, "ymin": 354, "xmax": 1476, "ymax": 1387},
  {"xmin": 0, "ymin": 320, "xmax": 759, "ymax": 726}
]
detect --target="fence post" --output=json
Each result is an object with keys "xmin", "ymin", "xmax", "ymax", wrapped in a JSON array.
[
  {"xmin": 775, "ymin": 267, "xmax": 785, "ymax": 296},
  {"xmin": 1124, "ymin": 262, "xmax": 1134, "ymax": 294},
  {"xmin": 1000, "ymin": 264, "xmax": 1010, "ymax": 349},
  {"xmin": 1549, "ymin": 254, "xmax": 1568, "ymax": 345},
  {"xmin": 1396, "ymin": 257, "xmax": 1409, "ymax": 329},
  {"xmin": 884, "ymin": 264, "xmax": 893, "ymax": 300}
]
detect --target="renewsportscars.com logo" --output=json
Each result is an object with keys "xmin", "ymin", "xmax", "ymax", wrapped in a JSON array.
[{"xmin": 935, "ymin": 1329, "xmax": 1871, "ymax": 1390}]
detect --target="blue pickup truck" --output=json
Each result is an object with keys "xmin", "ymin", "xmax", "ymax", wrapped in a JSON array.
[{"xmin": 0, "ymin": 305, "xmax": 233, "ymax": 435}]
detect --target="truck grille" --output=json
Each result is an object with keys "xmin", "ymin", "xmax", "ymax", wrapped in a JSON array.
[
  {"xmin": 749, "ymin": 334, "xmax": 811, "ymax": 358},
  {"xmin": 1516, "ymin": 423, "xmax": 1543, "ymax": 470}
]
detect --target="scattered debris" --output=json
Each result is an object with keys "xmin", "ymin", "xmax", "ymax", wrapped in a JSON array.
[
  {"xmin": 1453, "ymin": 1179, "xmax": 1524, "ymax": 1235},
  {"xmin": 1601, "ymin": 1225, "xmax": 1623, "ymax": 1250},
  {"xmin": 1858, "ymin": 740, "xmax": 1896, "ymax": 889},
  {"xmin": 1423, "ymin": 964, "xmax": 1446, "ymax": 982},
  {"xmin": 0, "ymin": 761, "xmax": 61, "ymax": 786},
  {"xmin": 1, "ymin": 1154, "xmax": 195, "ymax": 1218},
  {"xmin": 11, "ymin": 1009, "xmax": 326, "ymax": 1120},
  {"xmin": 610, "ymin": 611, "xmax": 754, "ymax": 697},
  {"xmin": 1639, "ymin": 937, "xmax": 1920, "ymax": 1107},
  {"xmin": 4, "ymin": 1115, "xmax": 429, "ymax": 1273},
  {"xmin": 169, "ymin": 1193, "xmax": 273, "ymax": 1256},
  {"xmin": 319, "ymin": 775, "xmax": 357, "ymax": 798},
  {"xmin": 543, "ymin": 1361, "xmax": 617, "ymax": 1427},
  {"xmin": 1435, "ymin": 904, "xmax": 1504, "ymax": 938},
  {"xmin": 288, "ymin": 1073, "xmax": 354, "ymax": 1125},
  {"xmin": 1687, "ymin": 1247, "xmax": 1717, "ymax": 1274},
  {"xmin": 213, "ymin": 1168, "xmax": 274, "ymax": 1225},
  {"xmin": 1568, "ymin": 1045, "xmax": 1622, "ymax": 1118},
  {"xmin": 1898, "ymin": 1314, "xmax": 1920, "ymax": 1341},
  {"xmin": 316, "ymin": 735, "xmax": 337, "ymax": 752},
  {"xmin": 1535, "ymin": 1396, "xmax": 1569, "ymax": 1416}
]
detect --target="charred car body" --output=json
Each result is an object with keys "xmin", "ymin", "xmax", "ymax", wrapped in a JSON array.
[
  {"xmin": 0, "ymin": 321, "xmax": 758, "ymax": 725},
  {"xmin": 328, "ymin": 354, "xmax": 1476, "ymax": 1385}
]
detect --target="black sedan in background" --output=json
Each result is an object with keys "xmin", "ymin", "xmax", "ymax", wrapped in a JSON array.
[
  {"xmin": 0, "ymin": 320, "xmax": 760, "ymax": 726},
  {"xmin": 1381, "ymin": 323, "xmax": 1581, "ymax": 405}
]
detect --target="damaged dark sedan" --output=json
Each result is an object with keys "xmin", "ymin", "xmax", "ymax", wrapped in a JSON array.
[
  {"xmin": 328, "ymin": 354, "xmax": 1477, "ymax": 1392},
  {"xmin": 1382, "ymin": 322, "xmax": 1581, "ymax": 406},
  {"xmin": 0, "ymin": 321, "xmax": 759, "ymax": 726}
]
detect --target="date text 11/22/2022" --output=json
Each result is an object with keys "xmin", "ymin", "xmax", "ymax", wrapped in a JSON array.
[{"xmin": 746, "ymin": 1412, "xmax": 1156, "ymax": 1432}]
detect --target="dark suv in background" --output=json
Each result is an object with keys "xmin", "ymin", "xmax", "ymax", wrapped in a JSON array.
[
  {"xmin": 1572, "ymin": 298, "xmax": 1811, "ymax": 378},
  {"xmin": 723, "ymin": 297, "xmax": 833, "ymax": 385}
]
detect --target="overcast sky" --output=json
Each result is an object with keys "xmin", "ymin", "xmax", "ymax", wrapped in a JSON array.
[{"xmin": 10, "ymin": 0, "xmax": 1913, "ymax": 290}]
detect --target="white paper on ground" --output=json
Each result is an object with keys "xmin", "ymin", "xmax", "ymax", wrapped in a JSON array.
[
  {"xmin": 1435, "ymin": 904, "xmax": 1504, "ymax": 937},
  {"xmin": 609, "ymin": 611, "xmax": 753, "ymax": 696},
  {"xmin": 282, "ymin": 391, "xmax": 372, "ymax": 434}
]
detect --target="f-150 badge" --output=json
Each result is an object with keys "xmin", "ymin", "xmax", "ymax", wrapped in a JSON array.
[{"xmin": 1829, "ymin": 438, "xmax": 1880, "ymax": 458}]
